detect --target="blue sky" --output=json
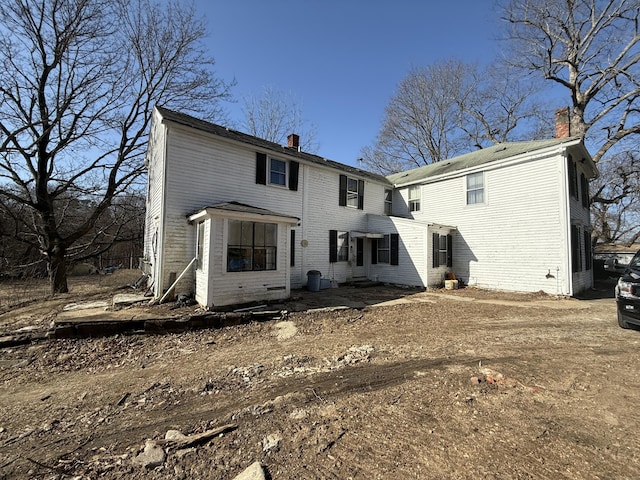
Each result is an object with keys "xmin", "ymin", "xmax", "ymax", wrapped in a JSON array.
[{"xmin": 196, "ymin": 0, "xmax": 501, "ymax": 168}]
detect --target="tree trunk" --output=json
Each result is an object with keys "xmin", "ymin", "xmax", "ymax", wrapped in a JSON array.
[{"xmin": 49, "ymin": 241, "xmax": 69, "ymax": 294}]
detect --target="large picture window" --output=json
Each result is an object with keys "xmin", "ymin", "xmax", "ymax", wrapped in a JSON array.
[{"xmin": 227, "ymin": 220, "xmax": 277, "ymax": 272}]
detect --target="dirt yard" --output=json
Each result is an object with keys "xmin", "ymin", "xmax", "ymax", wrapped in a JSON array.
[{"xmin": 1, "ymin": 271, "xmax": 639, "ymax": 479}]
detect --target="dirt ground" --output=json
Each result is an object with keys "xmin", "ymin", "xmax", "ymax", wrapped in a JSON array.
[{"xmin": 1, "ymin": 271, "xmax": 639, "ymax": 479}]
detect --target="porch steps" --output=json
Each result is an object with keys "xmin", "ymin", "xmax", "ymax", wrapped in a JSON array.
[{"xmin": 347, "ymin": 278, "xmax": 382, "ymax": 288}]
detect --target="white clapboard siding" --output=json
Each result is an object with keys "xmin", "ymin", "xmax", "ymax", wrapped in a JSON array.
[
  {"xmin": 207, "ymin": 220, "xmax": 291, "ymax": 306},
  {"xmin": 143, "ymin": 111, "xmax": 168, "ymax": 295},
  {"xmin": 420, "ymin": 152, "xmax": 572, "ymax": 295},
  {"xmin": 152, "ymin": 117, "xmax": 390, "ymax": 298},
  {"xmin": 366, "ymin": 215, "xmax": 429, "ymax": 286}
]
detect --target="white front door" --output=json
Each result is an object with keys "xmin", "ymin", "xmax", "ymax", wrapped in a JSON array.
[{"xmin": 352, "ymin": 237, "xmax": 367, "ymax": 278}]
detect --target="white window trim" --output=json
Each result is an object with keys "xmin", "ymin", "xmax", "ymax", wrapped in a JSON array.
[
  {"xmin": 378, "ymin": 234, "xmax": 390, "ymax": 264},
  {"xmin": 384, "ymin": 189, "xmax": 393, "ymax": 215},
  {"xmin": 269, "ymin": 157, "xmax": 288, "ymax": 187},
  {"xmin": 466, "ymin": 172, "xmax": 485, "ymax": 205},
  {"xmin": 346, "ymin": 177, "xmax": 360, "ymax": 208},
  {"xmin": 408, "ymin": 185, "xmax": 421, "ymax": 212},
  {"xmin": 337, "ymin": 231, "xmax": 349, "ymax": 261}
]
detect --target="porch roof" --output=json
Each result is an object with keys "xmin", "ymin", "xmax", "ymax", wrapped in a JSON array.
[{"xmin": 188, "ymin": 201, "xmax": 300, "ymax": 224}]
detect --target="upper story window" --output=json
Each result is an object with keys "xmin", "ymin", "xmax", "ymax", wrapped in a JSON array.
[
  {"xmin": 269, "ymin": 158, "xmax": 287, "ymax": 186},
  {"xmin": 339, "ymin": 174, "xmax": 364, "ymax": 209},
  {"xmin": 227, "ymin": 220, "xmax": 277, "ymax": 272},
  {"xmin": 384, "ymin": 189, "xmax": 393, "ymax": 215},
  {"xmin": 347, "ymin": 177, "xmax": 360, "ymax": 207},
  {"xmin": 408, "ymin": 186, "xmax": 421, "ymax": 212},
  {"xmin": 255, "ymin": 152, "xmax": 299, "ymax": 191},
  {"xmin": 466, "ymin": 172, "xmax": 484, "ymax": 205}
]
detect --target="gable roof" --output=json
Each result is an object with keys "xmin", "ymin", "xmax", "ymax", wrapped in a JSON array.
[
  {"xmin": 154, "ymin": 106, "xmax": 390, "ymax": 185},
  {"xmin": 386, "ymin": 138, "xmax": 596, "ymax": 186}
]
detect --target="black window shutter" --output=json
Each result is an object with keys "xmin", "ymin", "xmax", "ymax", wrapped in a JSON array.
[
  {"xmin": 290, "ymin": 229, "xmax": 296, "ymax": 267},
  {"xmin": 446, "ymin": 234, "xmax": 453, "ymax": 267},
  {"xmin": 329, "ymin": 230, "xmax": 338, "ymax": 263},
  {"xmin": 356, "ymin": 238, "xmax": 364, "ymax": 266},
  {"xmin": 289, "ymin": 161, "xmax": 299, "ymax": 191},
  {"xmin": 390, "ymin": 233, "xmax": 399, "ymax": 265},
  {"xmin": 580, "ymin": 173, "xmax": 589, "ymax": 208},
  {"xmin": 371, "ymin": 239, "xmax": 378, "ymax": 264},
  {"xmin": 357, "ymin": 179, "xmax": 365, "ymax": 210},
  {"xmin": 256, "ymin": 152, "xmax": 267, "ymax": 185},
  {"xmin": 432, "ymin": 232, "xmax": 440, "ymax": 268},
  {"xmin": 339, "ymin": 174, "xmax": 347, "ymax": 206}
]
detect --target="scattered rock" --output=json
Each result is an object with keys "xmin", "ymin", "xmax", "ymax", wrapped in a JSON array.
[
  {"xmin": 272, "ymin": 321, "xmax": 297, "ymax": 340},
  {"xmin": 63, "ymin": 301, "xmax": 109, "ymax": 312},
  {"xmin": 132, "ymin": 440, "xmax": 166, "ymax": 469},
  {"xmin": 165, "ymin": 429, "xmax": 188, "ymax": 442},
  {"xmin": 112, "ymin": 294, "xmax": 149, "ymax": 309},
  {"xmin": 262, "ymin": 433, "xmax": 282, "ymax": 452},
  {"xmin": 233, "ymin": 462, "xmax": 265, "ymax": 480}
]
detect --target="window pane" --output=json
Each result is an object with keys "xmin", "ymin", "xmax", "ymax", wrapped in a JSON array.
[
  {"xmin": 228, "ymin": 247, "xmax": 252, "ymax": 271},
  {"xmin": 467, "ymin": 173, "xmax": 484, "ymax": 205},
  {"xmin": 337, "ymin": 231, "xmax": 349, "ymax": 261},
  {"xmin": 254, "ymin": 222, "xmax": 265, "ymax": 245},
  {"xmin": 265, "ymin": 223, "xmax": 277, "ymax": 246},
  {"xmin": 241, "ymin": 222, "xmax": 253, "ymax": 245},
  {"xmin": 346, "ymin": 177, "xmax": 359, "ymax": 207},
  {"xmin": 228, "ymin": 220, "xmax": 241, "ymax": 245},
  {"xmin": 384, "ymin": 189, "xmax": 392, "ymax": 201},
  {"xmin": 265, "ymin": 246, "xmax": 276, "ymax": 270},
  {"xmin": 270, "ymin": 158, "xmax": 286, "ymax": 185}
]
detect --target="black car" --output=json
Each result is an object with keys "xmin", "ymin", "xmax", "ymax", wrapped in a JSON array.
[{"xmin": 615, "ymin": 249, "xmax": 640, "ymax": 329}]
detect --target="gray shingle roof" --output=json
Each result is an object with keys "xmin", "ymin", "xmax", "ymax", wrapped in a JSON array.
[
  {"xmin": 386, "ymin": 138, "xmax": 591, "ymax": 186},
  {"xmin": 155, "ymin": 106, "xmax": 390, "ymax": 185}
]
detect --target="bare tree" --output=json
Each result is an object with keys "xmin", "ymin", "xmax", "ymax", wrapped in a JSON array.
[
  {"xmin": 590, "ymin": 151, "xmax": 640, "ymax": 244},
  {"xmin": 241, "ymin": 86, "xmax": 319, "ymax": 152},
  {"xmin": 0, "ymin": 0, "xmax": 233, "ymax": 293},
  {"xmin": 361, "ymin": 60, "xmax": 543, "ymax": 174},
  {"xmin": 500, "ymin": 0, "xmax": 640, "ymax": 244},
  {"xmin": 501, "ymin": 0, "xmax": 640, "ymax": 163}
]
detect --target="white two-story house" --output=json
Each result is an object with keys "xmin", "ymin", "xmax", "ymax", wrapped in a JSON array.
[{"xmin": 142, "ymin": 107, "xmax": 597, "ymax": 307}]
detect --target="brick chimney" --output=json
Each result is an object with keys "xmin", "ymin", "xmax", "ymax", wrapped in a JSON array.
[
  {"xmin": 287, "ymin": 133, "xmax": 300, "ymax": 149},
  {"xmin": 555, "ymin": 107, "xmax": 571, "ymax": 138}
]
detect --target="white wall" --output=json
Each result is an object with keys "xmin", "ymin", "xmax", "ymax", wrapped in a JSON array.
[
  {"xmin": 152, "ymin": 116, "xmax": 390, "ymax": 299},
  {"xmin": 143, "ymin": 109, "xmax": 168, "ymax": 296},
  {"xmin": 416, "ymin": 153, "xmax": 571, "ymax": 295}
]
